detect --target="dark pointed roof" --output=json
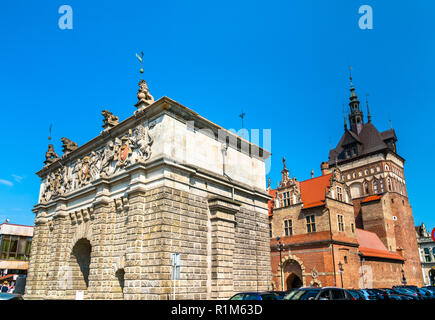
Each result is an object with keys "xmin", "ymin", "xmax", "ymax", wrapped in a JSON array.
[{"xmin": 328, "ymin": 122, "xmax": 400, "ymax": 165}]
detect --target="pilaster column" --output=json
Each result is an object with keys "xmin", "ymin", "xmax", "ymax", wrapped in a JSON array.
[{"xmin": 208, "ymin": 197, "xmax": 240, "ymax": 299}]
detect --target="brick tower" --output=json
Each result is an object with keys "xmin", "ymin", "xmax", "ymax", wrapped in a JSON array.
[{"xmin": 327, "ymin": 73, "xmax": 423, "ymax": 286}]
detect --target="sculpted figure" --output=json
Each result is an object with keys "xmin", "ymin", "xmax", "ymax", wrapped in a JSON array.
[
  {"xmin": 72, "ymin": 158, "xmax": 82, "ymax": 190},
  {"xmin": 100, "ymin": 140, "xmax": 116, "ymax": 178},
  {"xmin": 89, "ymin": 151, "xmax": 100, "ymax": 180},
  {"xmin": 136, "ymin": 80, "xmax": 154, "ymax": 105},
  {"xmin": 133, "ymin": 125, "xmax": 153, "ymax": 161}
]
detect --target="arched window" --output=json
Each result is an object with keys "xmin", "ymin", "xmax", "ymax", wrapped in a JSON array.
[
  {"xmin": 380, "ymin": 179, "xmax": 384, "ymax": 192},
  {"xmin": 363, "ymin": 181, "xmax": 369, "ymax": 195},
  {"xmin": 373, "ymin": 179, "xmax": 379, "ymax": 194},
  {"xmin": 385, "ymin": 164, "xmax": 390, "ymax": 171},
  {"xmin": 387, "ymin": 178, "xmax": 392, "ymax": 191}
]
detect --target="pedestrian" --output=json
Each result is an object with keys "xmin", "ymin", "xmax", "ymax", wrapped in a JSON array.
[{"xmin": 1, "ymin": 282, "xmax": 9, "ymax": 293}]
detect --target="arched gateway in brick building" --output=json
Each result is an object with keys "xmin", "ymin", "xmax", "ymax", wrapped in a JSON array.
[
  {"xmin": 25, "ymin": 79, "xmax": 272, "ymax": 300},
  {"xmin": 283, "ymin": 259, "xmax": 303, "ymax": 289}
]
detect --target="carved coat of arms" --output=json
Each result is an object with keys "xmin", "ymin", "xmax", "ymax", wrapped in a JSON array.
[{"xmin": 114, "ymin": 136, "xmax": 132, "ymax": 167}]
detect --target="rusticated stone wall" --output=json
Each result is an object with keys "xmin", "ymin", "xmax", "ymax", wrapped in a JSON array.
[{"xmin": 25, "ymin": 185, "xmax": 270, "ymax": 300}]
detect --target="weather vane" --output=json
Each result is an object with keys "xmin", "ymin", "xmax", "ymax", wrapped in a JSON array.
[
  {"xmin": 136, "ymin": 51, "xmax": 144, "ymax": 79},
  {"xmin": 48, "ymin": 123, "xmax": 52, "ymax": 142}
]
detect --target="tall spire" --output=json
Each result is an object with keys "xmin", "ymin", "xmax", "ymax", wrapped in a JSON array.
[
  {"xmin": 343, "ymin": 105, "xmax": 348, "ymax": 130},
  {"xmin": 347, "ymin": 67, "xmax": 364, "ymax": 134}
]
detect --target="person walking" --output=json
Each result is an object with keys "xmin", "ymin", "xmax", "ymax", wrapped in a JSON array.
[{"xmin": 1, "ymin": 282, "xmax": 9, "ymax": 293}]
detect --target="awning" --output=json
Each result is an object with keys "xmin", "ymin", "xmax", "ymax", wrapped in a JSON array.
[{"xmin": 0, "ymin": 274, "xmax": 14, "ymax": 281}]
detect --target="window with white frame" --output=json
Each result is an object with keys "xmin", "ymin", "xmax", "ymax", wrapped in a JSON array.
[
  {"xmin": 284, "ymin": 219, "xmax": 293, "ymax": 236},
  {"xmin": 306, "ymin": 215, "xmax": 316, "ymax": 233},
  {"xmin": 337, "ymin": 215, "xmax": 344, "ymax": 232}
]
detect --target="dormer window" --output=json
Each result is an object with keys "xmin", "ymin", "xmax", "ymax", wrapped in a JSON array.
[
  {"xmin": 282, "ymin": 191, "xmax": 290, "ymax": 207},
  {"xmin": 352, "ymin": 147, "xmax": 358, "ymax": 156}
]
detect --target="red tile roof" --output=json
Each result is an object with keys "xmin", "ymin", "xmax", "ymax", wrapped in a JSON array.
[
  {"xmin": 300, "ymin": 173, "xmax": 332, "ymax": 209},
  {"xmin": 361, "ymin": 194, "xmax": 382, "ymax": 204},
  {"xmin": 356, "ymin": 228, "xmax": 405, "ymax": 261},
  {"xmin": 268, "ymin": 174, "xmax": 333, "ymax": 215}
]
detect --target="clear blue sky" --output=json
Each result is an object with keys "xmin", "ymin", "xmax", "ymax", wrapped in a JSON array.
[{"xmin": 0, "ymin": 0, "xmax": 434, "ymax": 231}]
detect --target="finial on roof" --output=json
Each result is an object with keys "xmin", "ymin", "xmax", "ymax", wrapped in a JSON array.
[
  {"xmin": 61, "ymin": 137, "xmax": 78, "ymax": 156},
  {"xmin": 349, "ymin": 66, "xmax": 357, "ymax": 99},
  {"xmin": 282, "ymin": 157, "xmax": 286, "ymax": 170},
  {"xmin": 366, "ymin": 93, "xmax": 371, "ymax": 123},
  {"xmin": 135, "ymin": 80, "xmax": 154, "ymax": 110},
  {"xmin": 44, "ymin": 144, "xmax": 59, "ymax": 166},
  {"xmin": 44, "ymin": 124, "xmax": 59, "ymax": 166},
  {"xmin": 311, "ymin": 169, "xmax": 314, "ymax": 179},
  {"xmin": 102, "ymin": 110, "xmax": 119, "ymax": 130},
  {"xmin": 343, "ymin": 105, "xmax": 347, "ymax": 130}
]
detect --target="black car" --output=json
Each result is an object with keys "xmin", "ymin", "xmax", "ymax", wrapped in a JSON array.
[
  {"xmin": 376, "ymin": 288, "xmax": 413, "ymax": 300},
  {"xmin": 267, "ymin": 290, "xmax": 295, "ymax": 300},
  {"xmin": 387, "ymin": 288, "xmax": 420, "ymax": 300},
  {"xmin": 347, "ymin": 289, "xmax": 365, "ymax": 300},
  {"xmin": 284, "ymin": 287, "xmax": 354, "ymax": 300},
  {"xmin": 283, "ymin": 288, "xmax": 321, "ymax": 300},
  {"xmin": 423, "ymin": 285, "xmax": 435, "ymax": 293},
  {"xmin": 412, "ymin": 287, "xmax": 435, "ymax": 300},
  {"xmin": 229, "ymin": 292, "xmax": 279, "ymax": 300},
  {"xmin": 357, "ymin": 289, "xmax": 378, "ymax": 300}
]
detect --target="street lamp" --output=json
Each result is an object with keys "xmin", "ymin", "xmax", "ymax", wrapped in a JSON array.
[
  {"xmin": 338, "ymin": 262, "xmax": 344, "ymax": 288},
  {"xmin": 276, "ymin": 236, "xmax": 284, "ymax": 291}
]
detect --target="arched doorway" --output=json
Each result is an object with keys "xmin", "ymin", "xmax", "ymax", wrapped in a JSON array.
[
  {"xmin": 70, "ymin": 238, "xmax": 92, "ymax": 294},
  {"xmin": 283, "ymin": 259, "xmax": 303, "ymax": 290},
  {"xmin": 115, "ymin": 268, "xmax": 125, "ymax": 298}
]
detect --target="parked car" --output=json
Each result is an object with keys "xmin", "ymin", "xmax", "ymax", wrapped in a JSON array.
[
  {"xmin": 357, "ymin": 289, "xmax": 378, "ymax": 300},
  {"xmin": 347, "ymin": 289, "xmax": 365, "ymax": 300},
  {"xmin": 365, "ymin": 289, "xmax": 388, "ymax": 300},
  {"xmin": 413, "ymin": 287, "xmax": 435, "ymax": 300},
  {"xmin": 0, "ymin": 293, "xmax": 23, "ymax": 300},
  {"xmin": 283, "ymin": 288, "xmax": 321, "ymax": 300},
  {"xmin": 229, "ymin": 292, "xmax": 279, "ymax": 300},
  {"xmin": 267, "ymin": 290, "xmax": 294, "ymax": 300},
  {"xmin": 394, "ymin": 286, "xmax": 433, "ymax": 300},
  {"xmin": 284, "ymin": 287, "xmax": 354, "ymax": 300},
  {"xmin": 422, "ymin": 285, "xmax": 435, "ymax": 293},
  {"xmin": 388, "ymin": 288, "xmax": 421, "ymax": 300},
  {"xmin": 376, "ymin": 288, "xmax": 413, "ymax": 300}
]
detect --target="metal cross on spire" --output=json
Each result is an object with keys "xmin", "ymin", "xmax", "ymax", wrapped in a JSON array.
[
  {"xmin": 48, "ymin": 123, "xmax": 52, "ymax": 142},
  {"xmin": 239, "ymin": 110, "xmax": 246, "ymax": 128},
  {"xmin": 366, "ymin": 93, "xmax": 371, "ymax": 122}
]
